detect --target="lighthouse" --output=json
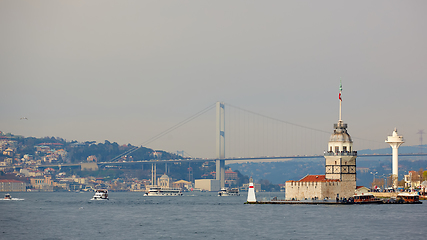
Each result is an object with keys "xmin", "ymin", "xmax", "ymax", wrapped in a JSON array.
[
  {"xmin": 385, "ymin": 128, "xmax": 404, "ymax": 189},
  {"xmin": 246, "ymin": 177, "xmax": 256, "ymax": 203}
]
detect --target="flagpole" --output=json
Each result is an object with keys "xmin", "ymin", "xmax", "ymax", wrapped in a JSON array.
[{"xmin": 339, "ymin": 80, "xmax": 342, "ymax": 122}]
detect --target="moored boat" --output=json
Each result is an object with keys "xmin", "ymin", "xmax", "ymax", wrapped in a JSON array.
[
  {"xmin": 91, "ymin": 189, "xmax": 109, "ymax": 200},
  {"xmin": 143, "ymin": 187, "xmax": 183, "ymax": 196},
  {"xmin": 353, "ymin": 193, "xmax": 383, "ymax": 204},
  {"xmin": 395, "ymin": 192, "xmax": 422, "ymax": 204}
]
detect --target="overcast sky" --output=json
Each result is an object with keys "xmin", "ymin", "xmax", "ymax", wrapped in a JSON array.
[{"xmin": 1, "ymin": 1, "xmax": 426, "ymax": 158}]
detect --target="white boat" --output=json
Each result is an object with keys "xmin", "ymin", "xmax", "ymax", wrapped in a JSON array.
[
  {"xmin": 218, "ymin": 188, "xmax": 240, "ymax": 196},
  {"xmin": 91, "ymin": 189, "xmax": 109, "ymax": 200},
  {"xmin": 143, "ymin": 187, "xmax": 183, "ymax": 196},
  {"xmin": 1, "ymin": 193, "xmax": 24, "ymax": 201}
]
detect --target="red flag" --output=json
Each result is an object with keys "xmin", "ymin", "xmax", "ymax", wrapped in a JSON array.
[{"xmin": 339, "ymin": 92, "xmax": 342, "ymax": 101}]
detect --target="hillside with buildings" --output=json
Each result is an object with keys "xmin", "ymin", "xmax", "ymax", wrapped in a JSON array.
[
  {"xmin": 0, "ymin": 131, "xmax": 256, "ymax": 192},
  {"xmin": 1, "ymin": 131, "xmax": 425, "ymax": 193}
]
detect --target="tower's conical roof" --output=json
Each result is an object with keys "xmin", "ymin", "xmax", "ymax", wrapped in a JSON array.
[{"xmin": 329, "ymin": 121, "xmax": 353, "ymax": 143}]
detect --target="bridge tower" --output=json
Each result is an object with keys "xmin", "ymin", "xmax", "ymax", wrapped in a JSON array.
[
  {"xmin": 385, "ymin": 128, "xmax": 404, "ymax": 189},
  {"xmin": 216, "ymin": 102, "xmax": 225, "ymax": 188},
  {"xmin": 151, "ymin": 163, "xmax": 157, "ymax": 186}
]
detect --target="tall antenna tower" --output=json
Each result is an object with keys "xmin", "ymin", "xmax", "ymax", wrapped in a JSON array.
[{"xmin": 417, "ymin": 130, "xmax": 425, "ymax": 153}]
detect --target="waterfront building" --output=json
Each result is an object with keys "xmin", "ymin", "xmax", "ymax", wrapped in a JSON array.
[
  {"xmin": 172, "ymin": 180, "xmax": 192, "ymax": 190},
  {"xmin": 0, "ymin": 179, "xmax": 26, "ymax": 192},
  {"xmin": 130, "ymin": 182, "xmax": 143, "ymax": 191},
  {"xmin": 30, "ymin": 175, "xmax": 54, "ymax": 191},
  {"xmin": 285, "ymin": 82, "xmax": 357, "ymax": 200},
  {"xmin": 355, "ymin": 186, "xmax": 370, "ymax": 195},
  {"xmin": 195, "ymin": 179, "xmax": 220, "ymax": 191},
  {"xmin": 404, "ymin": 171, "xmax": 421, "ymax": 189}
]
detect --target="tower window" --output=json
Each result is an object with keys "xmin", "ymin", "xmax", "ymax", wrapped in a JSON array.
[
  {"xmin": 343, "ymin": 146, "xmax": 347, "ymax": 152},
  {"xmin": 335, "ymin": 146, "xmax": 339, "ymax": 153},
  {"xmin": 330, "ymin": 146, "xmax": 332, "ymax": 152}
]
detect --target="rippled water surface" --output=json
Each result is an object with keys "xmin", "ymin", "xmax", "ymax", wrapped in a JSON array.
[{"xmin": 1, "ymin": 192, "xmax": 425, "ymax": 240}]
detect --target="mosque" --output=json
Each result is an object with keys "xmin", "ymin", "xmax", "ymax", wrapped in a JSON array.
[{"xmin": 285, "ymin": 84, "xmax": 357, "ymax": 200}]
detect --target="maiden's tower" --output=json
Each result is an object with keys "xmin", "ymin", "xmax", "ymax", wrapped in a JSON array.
[{"xmin": 285, "ymin": 82, "xmax": 357, "ymax": 200}]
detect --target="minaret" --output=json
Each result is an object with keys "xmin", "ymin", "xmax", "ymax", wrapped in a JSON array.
[
  {"xmin": 385, "ymin": 128, "xmax": 404, "ymax": 189},
  {"xmin": 246, "ymin": 177, "xmax": 256, "ymax": 203},
  {"xmin": 324, "ymin": 81, "xmax": 357, "ymax": 198}
]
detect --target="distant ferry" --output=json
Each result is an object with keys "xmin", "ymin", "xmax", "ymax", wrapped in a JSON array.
[
  {"xmin": 144, "ymin": 187, "xmax": 183, "ymax": 196},
  {"xmin": 91, "ymin": 189, "xmax": 109, "ymax": 200},
  {"xmin": 4, "ymin": 193, "xmax": 11, "ymax": 200},
  {"xmin": 218, "ymin": 188, "xmax": 240, "ymax": 196}
]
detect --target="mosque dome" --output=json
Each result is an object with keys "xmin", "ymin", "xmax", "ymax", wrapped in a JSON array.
[{"xmin": 160, "ymin": 174, "xmax": 169, "ymax": 179}]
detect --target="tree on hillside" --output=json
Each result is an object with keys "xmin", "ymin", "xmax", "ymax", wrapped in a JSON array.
[
  {"xmin": 259, "ymin": 179, "xmax": 280, "ymax": 192},
  {"xmin": 234, "ymin": 170, "xmax": 249, "ymax": 187}
]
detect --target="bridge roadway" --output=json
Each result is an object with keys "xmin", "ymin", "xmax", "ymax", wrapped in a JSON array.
[
  {"xmin": 99, "ymin": 152, "xmax": 427, "ymax": 165},
  {"xmin": 8, "ymin": 153, "xmax": 426, "ymax": 169}
]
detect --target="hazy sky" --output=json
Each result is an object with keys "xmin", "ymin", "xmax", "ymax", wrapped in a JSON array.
[{"xmin": 1, "ymin": 1, "xmax": 426, "ymax": 158}]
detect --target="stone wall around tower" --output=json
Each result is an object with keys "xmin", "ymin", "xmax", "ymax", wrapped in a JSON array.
[
  {"xmin": 285, "ymin": 180, "xmax": 323, "ymax": 200},
  {"xmin": 285, "ymin": 179, "xmax": 356, "ymax": 200}
]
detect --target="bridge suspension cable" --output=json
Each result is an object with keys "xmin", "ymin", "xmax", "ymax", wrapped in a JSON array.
[
  {"xmin": 110, "ymin": 103, "xmax": 216, "ymax": 161},
  {"xmin": 226, "ymin": 103, "xmax": 331, "ymax": 133},
  {"xmin": 225, "ymin": 103, "xmax": 333, "ymax": 158},
  {"xmin": 224, "ymin": 103, "xmax": 384, "ymax": 158}
]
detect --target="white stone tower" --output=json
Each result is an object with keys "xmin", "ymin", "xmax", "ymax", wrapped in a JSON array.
[
  {"xmin": 324, "ymin": 81, "xmax": 357, "ymax": 198},
  {"xmin": 325, "ymin": 121, "xmax": 357, "ymax": 182},
  {"xmin": 385, "ymin": 128, "xmax": 404, "ymax": 189}
]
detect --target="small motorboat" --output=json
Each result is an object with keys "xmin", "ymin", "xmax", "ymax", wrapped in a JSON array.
[
  {"xmin": 91, "ymin": 189, "xmax": 109, "ymax": 200},
  {"xmin": 4, "ymin": 193, "xmax": 12, "ymax": 200}
]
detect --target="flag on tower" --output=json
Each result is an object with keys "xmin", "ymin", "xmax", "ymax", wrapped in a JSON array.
[{"xmin": 339, "ymin": 81, "xmax": 342, "ymax": 101}]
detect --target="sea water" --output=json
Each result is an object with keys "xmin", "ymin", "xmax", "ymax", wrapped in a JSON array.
[{"xmin": 0, "ymin": 192, "xmax": 425, "ymax": 240}]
